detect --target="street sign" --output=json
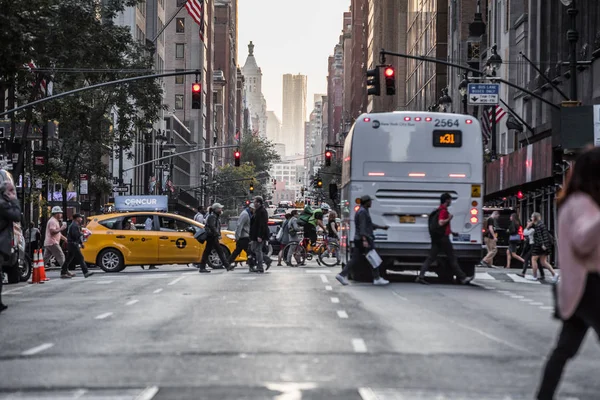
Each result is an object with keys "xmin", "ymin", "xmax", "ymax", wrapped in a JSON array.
[
  {"xmin": 467, "ymin": 83, "xmax": 500, "ymax": 105},
  {"xmin": 113, "ymin": 186, "xmax": 129, "ymax": 193},
  {"xmin": 154, "ymin": 164, "xmax": 169, "ymax": 170},
  {"xmin": 80, "ymin": 174, "xmax": 89, "ymax": 195}
]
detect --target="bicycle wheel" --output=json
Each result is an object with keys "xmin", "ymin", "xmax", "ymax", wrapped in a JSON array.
[
  {"xmin": 319, "ymin": 243, "xmax": 340, "ymax": 267},
  {"xmin": 283, "ymin": 242, "xmax": 306, "ymax": 266}
]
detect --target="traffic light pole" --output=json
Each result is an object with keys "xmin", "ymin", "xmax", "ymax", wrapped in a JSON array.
[{"xmin": 122, "ymin": 144, "xmax": 238, "ymax": 172}]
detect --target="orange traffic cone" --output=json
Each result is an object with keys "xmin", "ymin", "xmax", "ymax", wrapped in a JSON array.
[
  {"xmin": 38, "ymin": 250, "xmax": 49, "ymax": 282},
  {"xmin": 30, "ymin": 249, "xmax": 40, "ymax": 284}
]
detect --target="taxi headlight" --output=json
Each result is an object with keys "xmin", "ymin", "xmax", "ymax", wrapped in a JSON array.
[{"xmin": 226, "ymin": 234, "xmax": 236, "ymax": 240}]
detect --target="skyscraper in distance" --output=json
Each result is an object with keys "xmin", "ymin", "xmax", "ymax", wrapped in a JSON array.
[{"xmin": 282, "ymin": 73, "xmax": 307, "ymax": 156}]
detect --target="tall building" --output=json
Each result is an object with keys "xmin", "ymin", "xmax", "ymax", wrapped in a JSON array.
[
  {"xmin": 327, "ymin": 45, "xmax": 343, "ymax": 147},
  {"xmin": 214, "ymin": 0, "xmax": 239, "ymax": 166},
  {"xmin": 266, "ymin": 111, "xmax": 284, "ymax": 154},
  {"xmin": 366, "ymin": 0, "xmax": 407, "ymax": 113},
  {"xmin": 405, "ymin": 0, "xmax": 448, "ymax": 111},
  {"xmin": 242, "ymin": 41, "xmax": 268, "ymax": 137},
  {"xmin": 349, "ymin": 0, "xmax": 369, "ymax": 118},
  {"xmin": 281, "ymin": 73, "xmax": 307, "ymax": 156}
]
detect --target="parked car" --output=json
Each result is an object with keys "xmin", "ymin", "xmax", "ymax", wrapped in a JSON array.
[{"xmin": 0, "ymin": 169, "xmax": 32, "ymax": 284}]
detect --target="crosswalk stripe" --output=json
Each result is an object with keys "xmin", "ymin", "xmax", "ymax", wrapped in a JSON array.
[
  {"xmin": 475, "ymin": 272, "xmax": 495, "ymax": 280},
  {"xmin": 507, "ymin": 273, "xmax": 541, "ymax": 284}
]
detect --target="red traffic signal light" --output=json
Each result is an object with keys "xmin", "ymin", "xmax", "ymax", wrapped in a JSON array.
[
  {"xmin": 192, "ymin": 83, "xmax": 201, "ymax": 92},
  {"xmin": 325, "ymin": 150, "xmax": 332, "ymax": 166},
  {"xmin": 325, "ymin": 150, "xmax": 332, "ymax": 158},
  {"xmin": 234, "ymin": 149, "xmax": 241, "ymax": 166},
  {"xmin": 384, "ymin": 67, "xmax": 395, "ymax": 77},
  {"xmin": 384, "ymin": 66, "xmax": 396, "ymax": 96},
  {"xmin": 517, "ymin": 191, "xmax": 523, "ymax": 199},
  {"xmin": 191, "ymin": 83, "xmax": 201, "ymax": 109}
]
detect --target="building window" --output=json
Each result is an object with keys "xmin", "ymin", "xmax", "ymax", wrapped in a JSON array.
[
  {"xmin": 175, "ymin": 94, "xmax": 184, "ymax": 110},
  {"xmin": 175, "ymin": 69, "xmax": 184, "ymax": 84},
  {"xmin": 175, "ymin": 43, "xmax": 185, "ymax": 59},
  {"xmin": 176, "ymin": 18, "xmax": 185, "ymax": 33}
]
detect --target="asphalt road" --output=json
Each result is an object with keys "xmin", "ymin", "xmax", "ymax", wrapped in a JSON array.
[{"xmin": 0, "ymin": 262, "xmax": 598, "ymax": 400}]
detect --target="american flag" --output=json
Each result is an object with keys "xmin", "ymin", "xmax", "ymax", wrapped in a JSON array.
[
  {"xmin": 481, "ymin": 105, "xmax": 507, "ymax": 143},
  {"xmin": 24, "ymin": 61, "xmax": 52, "ymax": 96},
  {"xmin": 185, "ymin": 0, "xmax": 205, "ymax": 42}
]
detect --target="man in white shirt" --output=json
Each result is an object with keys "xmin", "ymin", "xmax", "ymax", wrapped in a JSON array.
[{"xmin": 194, "ymin": 206, "xmax": 206, "ymax": 225}]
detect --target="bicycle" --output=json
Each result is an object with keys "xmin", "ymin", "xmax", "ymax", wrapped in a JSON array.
[{"xmin": 283, "ymin": 232, "xmax": 340, "ymax": 267}]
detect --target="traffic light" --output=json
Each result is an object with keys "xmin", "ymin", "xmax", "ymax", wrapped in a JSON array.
[
  {"xmin": 384, "ymin": 66, "xmax": 396, "ymax": 96},
  {"xmin": 517, "ymin": 191, "xmax": 524, "ymax": 200},
  {"xmin": 325, "ymin": 150, "xmax": 332, "ymax": 167},
  {"xmin": 249, "ymin": 183, "xmax": 254, "ymax": 194},
  {"xmin": 301, "ymin": 187, "xmax": 305, "ymax": 196},
  {"xmin": 234, "ymin": 149, "xmax": 240, "ymax": 167},
  {"xmin": 317, "ymin": 177, "xmax": 323, "ymax": 188},
  {"xmin": 191, "ymin": 82, "xmax": 201, "ymax": 109},
  {"xmin": 366, "ymin": 66, "xmax": 381, "ymax": 96}
]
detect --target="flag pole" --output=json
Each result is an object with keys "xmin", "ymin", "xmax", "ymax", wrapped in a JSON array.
[{"xmin": 151, "ymin": 2, "xmax": 188, "ymax": 44}]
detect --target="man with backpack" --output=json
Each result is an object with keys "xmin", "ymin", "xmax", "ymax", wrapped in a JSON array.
[
  {"xmin": 416, "ymin": 193, "xmax": 473, "ymax": 285},
  {"xmin": 298, "ymin": 206, "xmax": 325, "ymax": 246}
]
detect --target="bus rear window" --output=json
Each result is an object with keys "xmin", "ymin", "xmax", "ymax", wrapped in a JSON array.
[{"xmin": 433, "ymin": 130, "xmax": 462, "ymax": 148}]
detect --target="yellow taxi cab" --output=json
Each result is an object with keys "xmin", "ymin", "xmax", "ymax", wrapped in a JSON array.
[{"xmin": 82, "ymin": 212, "xmax": 247, "ymax": 272}]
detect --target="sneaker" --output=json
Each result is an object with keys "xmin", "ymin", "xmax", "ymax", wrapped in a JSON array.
[
  {"xmin": 552, "ymin": 274, "xmax": 560, "ymax": 283},
  {"xmin": 373, "ymin": 277, "xmax": 390, "ymax": 286},
  {"xmin": 415, "ymin": 276, "xmax": 430, "ymax": 285},
  {"xmin": 256, "ymin": 267, "xmax": 264, "ymax": 273},
  {"xmin": 480, "ymin": 261, "xmax": 491, "ymax": 268},
  {"xmin": 60, "ymin": 274, "xmax": 72, "ymax": 279},
  {"xmin": 460, "ymin": 276, "xmax": 474, "ymax": 285},
  {"xmin": 84, "ymin": 272, "xmax": 95, "ymax": 278},
  {"xmin": 199, "ymin": 268, "xmax": 211, "ymax": 273},
  {"xmin": 526, "ymin": 275, "xmax": 539, "ymax": 281},
  {"xmin": 225, "ymin": 264, "xmax": 235, "ymax": 271},
  {"xmin": 265, "ymin": 261, "xmax": 272, "ymax": 271},
  {"xmin": 67, "ymin": 271, "xmax": 76, "ymax": 277},
  {"xmin": 336, "ymin": 274, "xmax": 349, "ymax": 286}
]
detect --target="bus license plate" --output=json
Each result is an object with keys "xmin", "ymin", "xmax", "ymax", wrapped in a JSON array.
[
  {"xmin": 454, "ymin": 234, "xmax": 471, "ymax": 242},
  {"xmin": 399, "ymin": 215, "xmax": 416, "ymax": 224}
]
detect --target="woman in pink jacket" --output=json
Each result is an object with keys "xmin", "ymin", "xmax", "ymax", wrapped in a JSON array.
[{"xmin": 536, "ymin": 147, "xmax": 600, "ymax": 399}]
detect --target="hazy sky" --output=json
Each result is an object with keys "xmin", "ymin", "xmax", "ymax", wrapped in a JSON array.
[{"xmin": 238, "ymin": 0, "xmax": 350, "ymax": 121}]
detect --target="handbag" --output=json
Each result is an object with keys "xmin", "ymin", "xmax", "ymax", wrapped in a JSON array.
[
  {"xmin": 194, "ymin": 227, "xmax": 208, "ymax": 244},
  {"xmin": 365, "ymin": 249, "xmax": 383, "ymax": 269}
]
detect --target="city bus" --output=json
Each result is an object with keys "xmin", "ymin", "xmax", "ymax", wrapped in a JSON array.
[{"xmin": 340, "ymin": 112, "xmax": 483, "ymax": 282}]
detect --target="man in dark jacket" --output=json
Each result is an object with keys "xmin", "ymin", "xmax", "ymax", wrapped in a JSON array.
[
  {"xmin": 65, "ymin": 214, "xmax": 94, "ymax": 278},
  {"xmin": 0, "ymin": 179, "xmax": 22, "ymax": 313},
  {"xmin": 249, "ymin": 196, "xmax": 270, "ymax": 273},
  {"xmin": 197, "ymin": 203, "xmax": 232, "ymax": 273}
]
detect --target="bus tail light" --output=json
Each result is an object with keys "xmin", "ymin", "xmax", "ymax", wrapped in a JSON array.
[
  {"xmin": 368, "ymin": 172, "xmax": 385, "ymax": 176},
  {"xmin": 409, "ymin": 172, "xmax": 426, "ymax": 177},
  {"xmin": 414, "ymin": 117, "xmax": 422, "ymax": 121},
  {"xmin": 363, "ymin": 117, "xmax": 371, "ymax": 122},
  {"xmin": 449, "ymin": 173, "xmax": 466, "ymax": 178},
  {"xmin": 470, "ymin": 207, "xmax": 479, "ymax": 224},
  {"xmin": 466, "ymin": 119, "xmax": 473, "ymax": 124},
  {"xmin": 404, "ymin": 117, "xmax": 411, "ymax": 121},
  {"xmin": 425, "ymin": 117, "xmax": 432, "ymax": 122}
]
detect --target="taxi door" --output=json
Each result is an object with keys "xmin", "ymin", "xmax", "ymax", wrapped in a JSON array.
[
  {"xmin": 114, "ymin": 214, "xmax": 159, "ymax": 265},
  {"xmin": 156, "ymin": 215, "xmax": 203, "ymax": 264}
]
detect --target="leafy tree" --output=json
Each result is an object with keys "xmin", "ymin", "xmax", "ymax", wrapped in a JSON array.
[
  {"xmin": 211, "ymin": 164, "xmax": 258, "ymax": 211},
  {"xmin": 240, "ymin": 134, "xmax": 281, "ymax": 173}
]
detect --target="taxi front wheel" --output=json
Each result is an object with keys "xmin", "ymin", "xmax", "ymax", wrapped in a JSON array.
[
  {"xmin": 97, "ymin": 248, "xmax": 125, "ymax": 273},
  {"xmin": 207, "ymin": 245, "xmax": 231, "ymax": 269}
]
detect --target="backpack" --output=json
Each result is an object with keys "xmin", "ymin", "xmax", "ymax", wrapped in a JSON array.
[
  {"xmin": 428, "ymin": 208, "xmax": 445, "ymax": 237},
  {"xmin": 297, "ymin": 205, "xmax": 313, "ymax": 227},
  {"xmin": 276, "ymin": 220, "xmax": 288, "ymax": 241}
]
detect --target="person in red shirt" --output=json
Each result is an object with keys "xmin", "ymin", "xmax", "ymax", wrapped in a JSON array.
[{"xmin": 416, "ymin": 192, "xmax": 474, "ymax": 285}]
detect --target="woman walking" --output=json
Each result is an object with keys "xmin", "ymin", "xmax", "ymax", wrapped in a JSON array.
[
  {"xmin": 530, "ymin": 212, "xmax": 558, "ymax": 281},
  {"xmin": 505, "ymin": 213, "xmax": 525, "ymax": 269},
  {"xmin": 326, "ymin": 210, "xmax": 340, "ymax": 264},
  {"xmin": 536, "ymin": 147, "xmax": 600, "ymax": 399},
  {"xmin": 277, "ymin": 213, "xmax": 292, "ymax": 266}
]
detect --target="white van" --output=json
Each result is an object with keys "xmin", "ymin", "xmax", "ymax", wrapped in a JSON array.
[{"xmin": 340, "ymin": 112, "xmax": 484, "ymax": 281}]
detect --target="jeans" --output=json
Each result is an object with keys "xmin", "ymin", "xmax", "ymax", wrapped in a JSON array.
[
  {"xmin": 286, "ymin": 242, "xmax": 298, "ymax": 264},
  {"xmin": 537, "ymin": 274, "xmax": 600, "ymax": 399},
  {"xmin": 419, "ymin": 235, "xmax": 467, "ymax": 280},
  {"xmin": 339, "ymin": 240, "xmax": 381, "ymax": 280},
  {"xmin": 65, "ymin": 243, "xmax": 89, "ymax": 275},
  {"xmin": 228, "ymin": 237, "xmax": 250, "ymax": 264},
  {"xmin": 251, "ymin": 241, "xmax": 264, "ymax": 268},
  {"xmin": 198, "ymin": 237, "xmax": 228, "ymax": 268}
]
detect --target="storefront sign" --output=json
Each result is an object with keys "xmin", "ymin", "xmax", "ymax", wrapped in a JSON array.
[{"xmin": 114, "ymin": 195, "xmax": 168, "ymax": 211}]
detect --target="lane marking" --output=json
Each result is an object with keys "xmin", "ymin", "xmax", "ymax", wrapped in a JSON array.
[
  {"xmin": 241, "ymin": 277, "xmax": 257, "ymax": 280},
  {"xmin": 337, "ymin": 310, "xmax": 349, "ymax": 319},
  {"xmin": 22, "ymin": 343, "xmax": 54, "ymax": 356},
  {"xmin": 95, "ymin": 312, "xmax": 113, "ymax": 320},
  {"xmin": 3, "ymin": 286, "xmax": 26, "ymax": 295},
  {"xmin": 507, "ymin": 273, "xmax": 541, "ymax": 284},
  {"xmin": 153, "ymin": 288, "xmax": 163, "ymax": 294},
  {"xmin": 305, "ymin": 269, "xmax": 333, "ymax": 274},
  {"xmin": 96, "ymin": 280, "xmax": 113, "ymax": 284},
  {"xmin": 530, "ymin": 302, "xmax": 544, "ymax": 306},
  {"xmin": 135, "ymin": 386, "xmax": 160, "ymax": 400},
  {"xmin": 352, "ymin": 338, "xmax": 367, "ymax": 353},
  {"xmin": 474, "ymin": 272, "xmax": 495, "ymax": 280},
  {"xmin": 540, "ymin": 306, "xmax": 554, "ymax": 310},
  {"xmin": 320, "ymin": 274, "xmax": 329, "ymax": 283},
  {"xmin": 168, "ymin": 276, "xmax": 185, "ymax": 286},
  {"xmin": 126, "ymin": 299, "xmax": 139, "ymax": 306},
  {"xmin": 520, "ymin": 298, "xmax": 535, "ymax": 302},
  {"xmin": 510, "ymin": 295, "xmax": 525, "ymax": 299},
  {"xmin": 325, "ymin": 285, "xmax": 333, "ymax": 291},
  {"xmin": 391, "ymin": 291, "xmax": 408, "ymax": 301},
  {"xmin": 330, "ymin": 297, "xmax": 340, "ymax": 304},
  {"xmin": 497, "ymin": 290, "xmax": 513, "ymax": 295}
]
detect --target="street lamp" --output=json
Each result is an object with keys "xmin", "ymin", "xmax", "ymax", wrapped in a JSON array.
[
  {"xmin": 458, "ymin": 73, "xmax": 469, "ymax": 114},
  {"xmin": 486, "ymin": 45, "xmax": 503, "ymax": 76},
  {"xmin": 438, "ymin": 88, "xmax": 453, "ymax": 112}
]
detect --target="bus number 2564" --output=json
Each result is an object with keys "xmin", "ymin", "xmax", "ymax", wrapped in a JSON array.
[{"xmin": 434, "ymin": 119, "xmax": 460, "ymax": 127}]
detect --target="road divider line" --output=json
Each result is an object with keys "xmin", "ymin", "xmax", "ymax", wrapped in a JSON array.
[
  {"xmin": 153, "ymin": 288, "xmax": 163, "ymax": 294},
  {"xmin": 95, "ymin": 312, "xmax": 113, "ymax": 320},
  {"xmin": 126, "ymin": 299, "xmax": 139, "ymax": 306},
  {"xmin": 241, "ymin": 277, "xmax": 257, "ymax": 280},
  {"xmin": 96, "ymin": 281, "xmax": 113, "ymax": 284},
  {"xmin": 320, "ymin": 274, "xmax": 329, "ymax": 283},
  {"xmin": 22, "ymin": 343, "xmax": 54, "ymax": 356},
  {"xmin": 520, "ymin": 298, "xmax": 534, "ymax": 302},
  {"xmin": 337, "ymin": 310, "xmax": 349, "ymax": 319},
  {"xmin": 168, "ymin": 276, "xmax": 185, "ymax": 286},
  {"xmin": 540, "ymin": 306, "xmax": 554, "ymax": 310},
  {"xmin": 352, "ymin": 338, "xmax": 367, "ymax": 353},
  {"xmin": 136, "ymin": 386, "xmax": 160, "ymax": 400},
  {"xmin": 530, "ymin": 302, "xmax": 544, "ymax": 306},
  {"xmin": 325, "ymin": 285, "xmax": 332, "ymax": 291},
  {"xmin": 510, "ymin": 295, "xmax": 525, "ymax": 299},
  {"xmin": 330, "ymin": 297, "xmax": 340, "ymax": 304}
]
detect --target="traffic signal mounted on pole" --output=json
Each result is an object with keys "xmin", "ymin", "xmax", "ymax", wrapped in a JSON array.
[
  {"xmin": 191, "ymin": 82, "xmax": 201, "ymax": 109},
  {"xmin": 384, "ymin": 66, "xmax": 396, "ymax": 96},
  {"xmin": 366, "ymin": 66, "xmax": 381, "ymax": 96},
  {"xmin": 325, "ymin": 150, "xmax": 332, "ymax": 167},
  {"xmin": 234, "ymin": 149, "xmax": 240, "ymax": 167},
  {"xmin": 249, "ymin": 183, "xmax": 254, "ymax": 195},
  {"xmin": 316, "ymin": 177, "xmax": 323, "ymax": 188}
]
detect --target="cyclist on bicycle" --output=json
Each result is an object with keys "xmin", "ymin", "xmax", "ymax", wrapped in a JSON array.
[{"xmin": 305, "ymin": 208, "xmax": 326, "ymax": 247}]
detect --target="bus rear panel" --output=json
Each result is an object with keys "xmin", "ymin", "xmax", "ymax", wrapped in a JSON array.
[{"xmin": 341, "ymin": 112, "xmax": 484, "ymax": 275}]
